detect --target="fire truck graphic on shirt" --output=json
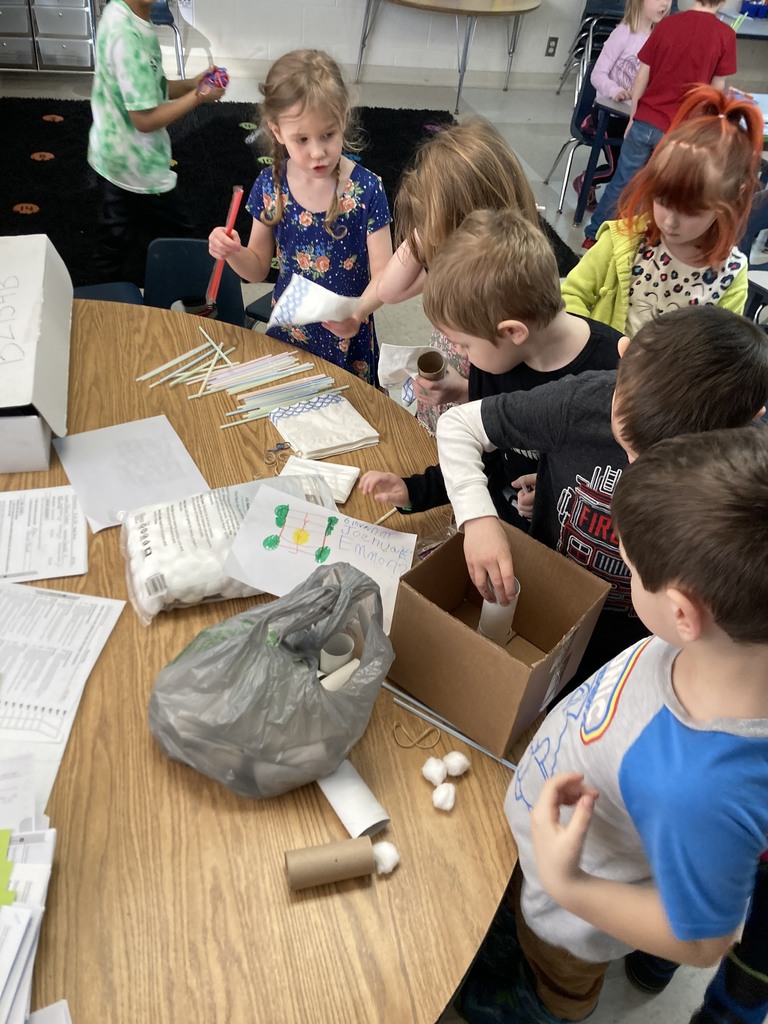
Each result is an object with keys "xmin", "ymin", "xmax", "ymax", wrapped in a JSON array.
[{"xmin": 556, "ymin": 466, "xmax": 634, "ymax": 613}]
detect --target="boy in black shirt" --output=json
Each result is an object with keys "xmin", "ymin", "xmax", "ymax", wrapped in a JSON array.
[{"xmin": 359, "ymin": 210, "xmax": 622, "ymax": 527}]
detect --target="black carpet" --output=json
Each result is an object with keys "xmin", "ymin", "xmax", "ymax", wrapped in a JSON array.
[{"xmin": 0, "ymin": 97, "xmax": 578, "ymax": 288}]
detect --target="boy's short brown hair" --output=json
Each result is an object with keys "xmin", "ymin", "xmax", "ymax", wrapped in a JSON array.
[
  {"xmin": 613, "ymin": 427, "xmax": 768, "ymax": 644},
  {"xmin": 421, "ymin": 209, "xmax": 565, "ymax": 342},
  {"xmin": 614, "ymin": 306, "xmax": 768, "ymax": 456}
]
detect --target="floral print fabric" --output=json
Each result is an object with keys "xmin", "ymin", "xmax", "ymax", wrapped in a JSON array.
[{"xmin": 246, "ymin": 163, "xmax": 391, "ymax": 383}]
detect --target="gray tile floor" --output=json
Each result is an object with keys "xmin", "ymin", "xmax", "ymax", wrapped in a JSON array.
[{"xmin": 0, "ymin": 66, "xmax": 718, "ymax": 1024}]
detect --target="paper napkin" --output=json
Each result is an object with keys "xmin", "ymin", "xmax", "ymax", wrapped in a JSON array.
[
  {"xmin": 267, "ymin": 274, "xmax": 360, "ymax": 329},
  {"xmin": 278, "ymin": 455, "xmax": 360, "ymax": 503},
  {"xmin": 269, "ymin": 394, "xmax": 379, "ymax": 459}
]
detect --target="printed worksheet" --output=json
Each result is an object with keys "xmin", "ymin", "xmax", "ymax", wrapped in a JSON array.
[{"xmin": 0, "ymin": 488, "xmax": 87, "ymax": 582}]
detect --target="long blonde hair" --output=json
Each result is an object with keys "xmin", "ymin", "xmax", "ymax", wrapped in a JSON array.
[
  {"xmin": 623, "ymin": 0, "xmax": 660, "ymax": 34},
  {"xmin": 258, "ymin": 49, "xmax": 361, "ymax": 238},
  {"xmin": 395, "ymin": 117, "xmax": 539, "ymax": 267}
]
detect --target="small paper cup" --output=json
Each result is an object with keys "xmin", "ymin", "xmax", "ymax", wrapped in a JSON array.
[
  {"xmin": 320, "ymin": 632, "xmax": 355, "ymax": 674},
  {"xmin": 417, "ymin": 351, "xmax": 446, "ymax": 381}
]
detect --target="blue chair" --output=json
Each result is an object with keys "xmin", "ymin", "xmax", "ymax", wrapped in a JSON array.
[
  {"xmin": 74, "ymin": 282, "xmax": 144, "ymax": 304},
  {"xmin": 245, "ymin": 290, "xmax": 274, "ymax": 326},
  {"xmin": 143, "ymin": 238, "xmax": 246, "ymax": 328},
  {"xmin": 150, "ymin": 1, "xmax": 185, "ymax": 79},
  {"xmin": 556, "ymin": 0, "xmax": 624, "ymax": 96},
  {"xmin": 544, "ymin": 59, "xmax": 626, "ymax": 214}
]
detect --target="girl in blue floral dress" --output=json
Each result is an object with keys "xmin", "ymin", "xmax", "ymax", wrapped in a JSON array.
[{"xmin": 209, "ymin": 49, "xmax": 392, "ymax": 384}]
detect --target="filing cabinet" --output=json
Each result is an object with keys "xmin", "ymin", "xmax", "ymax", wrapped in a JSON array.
[{"xmin": 0, "ymin": 0, "xmax": 97, "ymax": 71}]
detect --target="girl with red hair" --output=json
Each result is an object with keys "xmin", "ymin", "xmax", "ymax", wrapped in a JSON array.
[{"xmin": 562, "ymin": 86, "xmax": 763, "ymax": 334}]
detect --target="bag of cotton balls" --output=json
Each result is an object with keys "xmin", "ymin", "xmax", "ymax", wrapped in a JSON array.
[{"xmin": 121, "ymin": 475, "xmax": 337, "ymax": 624}]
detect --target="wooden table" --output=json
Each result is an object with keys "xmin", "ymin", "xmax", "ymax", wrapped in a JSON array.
[
  {"xmin": 355, "ymin": 0, "xmax": 542, "ymax": 113},
  {"xmin": 7, "ymin": 301, "xmax": 517, "ymax": 1024}
]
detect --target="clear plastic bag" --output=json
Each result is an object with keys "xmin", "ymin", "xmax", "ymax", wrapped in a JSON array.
[
  {"xmin": 120, "ymin": 475, "xmax": 337, "ymax": 624},
  {"xmin": 147, "ymin": 562, "xmax": 393, "ymax": 799}
]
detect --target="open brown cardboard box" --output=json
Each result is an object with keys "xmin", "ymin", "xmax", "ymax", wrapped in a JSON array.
[{"xmin": 388, "ymin": 523, "xmax": 610, "ymax": 758}]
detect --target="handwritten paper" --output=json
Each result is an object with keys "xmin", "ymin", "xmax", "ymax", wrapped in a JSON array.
[
  {"xmin": 53, "ymin": 415, "xmax": 208, "ymax": 532},
  {"xmin": 225, "ymin": 485, "xmax": 416, "ymax": 631},
  {"xmin": 0, "ymin": 487, "xmax": 87, "ymax": 582}
]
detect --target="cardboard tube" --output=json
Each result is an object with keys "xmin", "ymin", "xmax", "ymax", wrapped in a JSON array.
[
  {"xmin": 320, "ymin": 633, "xmax": 355, "ymax": 674},
  {"xmin": 317, "ymin": 759, "xmax": 390, "ymax": 837},
  {"xmin": 285, "ymin": 836, "xmax": 375, "ymax": 890},
  {"xmin": 321, "ymin": 657, "xmax": 360, "ymax": 692},
  {"xmin": 417, "ymin": 350, "xmax": 446, "ymax": 380},
  {"xmin": 478, "ymin": 578, "xmax": 521, "ymax": 645}
]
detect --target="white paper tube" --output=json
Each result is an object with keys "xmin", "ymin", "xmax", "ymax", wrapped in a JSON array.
[
  {"xmin": 320, "ymin": 633, "xmax": 355, "ymax": 674},
  {"xmin": 321, "ymin": 657, "xmax": 360, "ymax": 692},
  {"xmin": 317, "ymin": 760, "xmax": 390, "ymax": 838},
  {"xmin": 478, "ymin": 578, "xmax": 521, "ymax": 645}
]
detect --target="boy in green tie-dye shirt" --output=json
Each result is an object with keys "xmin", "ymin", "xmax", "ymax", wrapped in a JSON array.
[{"xmin": 87, "ymin": 0, "xmax": 225, "ymax": 282}]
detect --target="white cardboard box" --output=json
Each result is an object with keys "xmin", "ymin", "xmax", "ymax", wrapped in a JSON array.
[{"xmin": 0, "ymin": 235, "xmax": 72, "ymax": 473}]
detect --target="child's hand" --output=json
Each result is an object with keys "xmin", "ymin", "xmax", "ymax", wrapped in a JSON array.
[
  {"xmin": 462, "ymin": 517, "xmax": 516, "ymax": 603},
  {"xmin": 322, "ymin": 316, "xmax": 361, "ymax": 339},
  {"xmin": 209, "ymin": 226, "xmax": 242, "ymax": 260},
  {"xmin": 530, "ymin": 772, "xmax": 599, "ymax": 903},
  {"xmin": 196, "ymin": 84, "xmax": 226, "ymax": 104},
  {"xmin": 614, "ymin": 88, "xmax": 631, "ymax": 102},
  {"xmin": 511, "ymin": 473, "xmax": 536, "ymax": 519},
  {"xmin": 414, "ymin": 365, "xmax": 468, "ymax": 407},
  {"xmin": 359, "ymin": 471, "xmax": 409, "ymax": 507}
]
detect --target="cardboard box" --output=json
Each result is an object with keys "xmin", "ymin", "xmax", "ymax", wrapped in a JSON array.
[
  {"xmin": 389, "ymin": 525, "xmax": 610, "ymax": 757},
  {"xmin": 0, "ymin": 235, "xmax": 72, "ymax": 473}
]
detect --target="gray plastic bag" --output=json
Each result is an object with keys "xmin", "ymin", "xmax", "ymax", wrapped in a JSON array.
[{"xmin": 147, "ymin": 563, "xmax": 394, "ymax": 798}]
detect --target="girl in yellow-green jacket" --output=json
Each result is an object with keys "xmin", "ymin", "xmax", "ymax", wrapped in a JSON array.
[{"xmin": 562, "ymin": 85, "xmax": 762, "ymax": 335}]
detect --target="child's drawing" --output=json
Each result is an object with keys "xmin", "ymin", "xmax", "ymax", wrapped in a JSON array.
[{"xmin": 262, "ymin": 504, "xmax": 339, "ymax": 563}]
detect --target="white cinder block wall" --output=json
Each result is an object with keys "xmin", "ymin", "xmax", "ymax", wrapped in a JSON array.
[{"xmin": 174, "ymin": 0, "xmax": 765, "ymax": 91}]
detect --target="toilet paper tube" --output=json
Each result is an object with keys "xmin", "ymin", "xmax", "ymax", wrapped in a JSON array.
[
  {"xmin": 478, "ymin": 578, "xmax": 521, "ymax": 645},
  {"xmin": 285, "ymin": 836, "xmax": 375, "ymax": 890},
  {"xmin": 320, "ymin": 657, "xmax": 360, "ymax": 692},
  {"xmin": 417, "ymin": 350, "xmax": 446, "ymax": 381},
  {"xmin": 320, "ymin": 632, "xmax": 355, "ymax": 674},
  {"xmin": 316, "ymin": 759, "xmax": 390, "ymax": 837}
]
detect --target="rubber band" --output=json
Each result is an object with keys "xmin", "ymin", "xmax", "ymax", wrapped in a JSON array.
[{"xmin": 393, "ymin": 721, "xmax": 441, "ymax": 749}]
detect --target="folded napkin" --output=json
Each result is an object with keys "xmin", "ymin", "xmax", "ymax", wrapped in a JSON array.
[
  {"xmin": 377, "ymin": 343, "xmax": 432, "ymax": 388},
  {"xmin": 269, "ymin": 394, "xmax": 379, "ymax": 459},
  {"xmin": 267, "ymin": 273, "xmax": 360, "ymax": 329},
  {"xmin": 278, "ymin": 454, "xmax": 360, "ymax": 503}
]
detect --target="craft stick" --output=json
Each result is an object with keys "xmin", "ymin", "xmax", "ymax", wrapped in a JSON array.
[
  {"xmin": 390, "ymin": 695, "xmax": 517, "ymax": 771},
  {"xmin": 373, "ymin": 508, "xmax": 398, "ymax": 526},
  {"xmin": 136, "ymin": 342, "xmax": 210, "ymax": 381},
  {"xmin": 205, "ymin": 185, "xmax": 244, "ymax": 305}
]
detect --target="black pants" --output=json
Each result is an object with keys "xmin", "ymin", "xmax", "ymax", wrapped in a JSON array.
[{"xmin": 92, "ymin": 176, "xmax": 198, "ymax": 284}]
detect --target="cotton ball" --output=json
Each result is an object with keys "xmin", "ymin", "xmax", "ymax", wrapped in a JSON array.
[
  {"xmin": 422, "ymin": 756, "xmax": 447, "ymax": 787},
  {"xmin": 432, "ymin": 782, "xmax": 456, "ymax": 812},
  {"xmin": 443, "ymin": 751, "xmax": 471, "ymax": 777},
  {"xmin": 372, "ymin": 841, "xmax": 400, "ymax": 875}
]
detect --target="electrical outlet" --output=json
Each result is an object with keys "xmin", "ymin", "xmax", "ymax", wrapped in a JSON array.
[{"xmin": 545, "ymin": 36, "xmax": 558, "ymax": 57}]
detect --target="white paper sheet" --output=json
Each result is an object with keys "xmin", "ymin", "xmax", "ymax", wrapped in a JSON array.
[
  {"xmin": 28, "ymin": 1003, "xmax": 72, "ymax": 1024},
  {"xmin": 0, "ymin": 905, "xmax": 31, "ymax": 1001},
  {"xmin": 377, "ymin": 343, "xmax": 432, "ymax": 388},
  {"xmin": 6, "ymin": 830, "xmax": 57, "ymax": 867},
  {"xmin": 0, "ymin": 903, "xmax": 43, "ymax": 1024},
  {"xmin": 0, "ymin": 488, "xmax": 87, "ymax": 582},
  {"xmin": 267, "ymin": 273, "xmax": 360, "ymax": 329},
  {"xmin": 0, "ymin": 755, "xmax": 35, "ymax": 832},
  {"xmin": 0, "ymin": 583, "xmax": 124, "ymax": 819},
  {"xmin": 225, "ymin": 485, "xmax": 416, "ymax": 632},
  {"xmin": 53, "ymin": 415, "xmax": 208, "ymax": 532}
]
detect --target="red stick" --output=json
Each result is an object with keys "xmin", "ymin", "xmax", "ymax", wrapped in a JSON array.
[{"xmin": 205, "ymin": 185, "xmax": 244, "ymax": 306}]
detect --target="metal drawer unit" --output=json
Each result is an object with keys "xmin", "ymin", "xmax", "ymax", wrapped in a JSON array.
[{"xmin": 0, "ymin": 0, "xmax": 95, "ymax": 71}]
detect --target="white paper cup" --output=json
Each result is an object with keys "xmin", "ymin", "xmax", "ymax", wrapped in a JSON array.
[
  {"xmin": 478, "ymin": 578, "xmax": 521, "ymax": 645},
  {"xmin": 320, "ymin": 632, "xmax": 355, "ymax": 674},
  {"xmin": 417, "ymin": 350, "xmax": 446, "ymax": 381}
]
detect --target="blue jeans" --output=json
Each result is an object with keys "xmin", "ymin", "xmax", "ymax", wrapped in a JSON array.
[{"xmin": 585, "ymin": 119, "xmax": 665, "ymax": 241}]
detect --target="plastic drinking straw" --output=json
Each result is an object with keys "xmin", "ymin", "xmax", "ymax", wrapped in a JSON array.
[{"xmin": 205, "ymin": 185, "xmax": 244, "ymax": 308}]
